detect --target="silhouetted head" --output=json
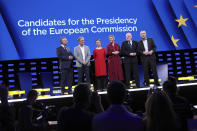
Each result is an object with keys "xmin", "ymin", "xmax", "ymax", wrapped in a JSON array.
[
  {"xmin": 107, "ymin": 80, "xmax": 126, "ymax": 104},
  {"xmin": 145, "ymin": 91, "xmax": 177, "ymax": 131},
  {"xmin": 168, "ymin": 76, "xmax": 178, "ymax": 86},
  {"xmin": 163, "ymin": 76, "xmax": 177, "ymax": 95},
  {"xmin": 26, "ymin": 90, "xmax": 38, "ymax": 104},
  {"xmin": 73, "ymin": 83, "xmax": 91, "ymax": 106},
  {"xmin": 0, "ymin": 85, "xmax": 8, "ymax": 105}
]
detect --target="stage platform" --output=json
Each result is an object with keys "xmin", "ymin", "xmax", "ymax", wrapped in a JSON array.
[{"xmin": 5, "ymin": 82, "xmax": 197, "ymax": 112}]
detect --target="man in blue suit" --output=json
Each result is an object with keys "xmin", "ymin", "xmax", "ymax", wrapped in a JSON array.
[
  {"xmin": 92, "ymin": 80, "xmax": 143, "ymax": 131},
  {"xmin": 56, "ymin": 37, "xmax": 74, "ymax": 94}
]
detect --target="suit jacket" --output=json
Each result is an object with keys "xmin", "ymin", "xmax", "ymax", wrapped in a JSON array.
[
  {"xmin": 121, "ymin": 40, "xmax": 138, "ymax": 63},
  {"xmin": 56, "ymin": 46, "xmax": 73, "ymax": 69},
  {"xmin": 138, "ymin": 38, "xmax": 156, "ymax": 60},
  {"xmin": 74, "ymin": 45, "xmax": 91, "ymax": 67},
  {"xmin": 92, "ymin": 105, "xmax": 143, "ymax": 131}
]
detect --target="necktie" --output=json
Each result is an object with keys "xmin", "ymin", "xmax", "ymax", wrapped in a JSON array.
[
  {"xmin": 65, "ymin": 46, "xmax": 69, "ymax": 52},
  {"xmin": 128, "ymin": 41, "xmax": 132, "ymax": 47}
]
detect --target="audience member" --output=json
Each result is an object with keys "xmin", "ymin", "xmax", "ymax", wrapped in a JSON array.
[
  {"xmin": 0, "ymin": 85, "xmax": 15, "ymax": 131},
  {"xmin": 18, "ymin": 90, "xmax": 45, "ymax": 131},
  {"xmin": 144, "ymin": 90, "xmax": 179, "ymax": 131},
  {"xmin": 0, "ymin": 77, "xmax": 195, "ymax": 131},
  {"xmin": 163, "ymin": 76, "xmax": 193, "ymax": 131},
  {"xmin": 92, "ymin": 80, "xmax": 143, "ymax": 131},
  {"xmin": 89, "ymin": 90, "xmax": 104, "ymax": 113},
  {"xmin": 57, "ymin": 83, "xmax": 103, "ymax": 131}
]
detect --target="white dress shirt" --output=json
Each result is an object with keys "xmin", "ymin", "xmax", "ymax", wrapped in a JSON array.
[
  {"xmin": 142, "ymin": 39, "xmax": 148, "ymax": 52},
  {"xmin": 80, "ymin": 45, "xmax": 85, "ymax": 61},
  {"xmin": 128, "ymin": 40, "xmax": 132, "ymax": 46},
  {"xmin": 61, "ymin": 44, "xmax": 69, "ymax": 52},
  {"xmin": 61, "ymin": 44, "xmax": 65, "ymax": 49}
]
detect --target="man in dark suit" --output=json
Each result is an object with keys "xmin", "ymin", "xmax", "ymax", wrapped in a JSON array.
[
  {"xmin": 56, "ymin": 37, "xmax": 73, "ymax": 94},
  {"xmin": 121, "ymin": 33, "xmax": 140, "ymax": 88},
  {"xmin": 138, "ymin": 30, "xmax": 160, "ymax": 86}
]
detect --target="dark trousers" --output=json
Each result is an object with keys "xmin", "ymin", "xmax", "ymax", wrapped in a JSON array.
[
  {"xmin": 142, "ymin": 56, "xmax": 158, "ymax": 85},
  {"xmin": 124, "ymin": 62, "xmax": 140, "ymax": 88},
  {"xmin": 94, "ymin": 76, "xmax": 107, "ymax": 91},
  {"xmin": 60, "ymin": 68, "xmax": 73, "ymax": 92},
  {"xmin": 77, "ymin": 66, "xmax": 90, "ymax": 83}
]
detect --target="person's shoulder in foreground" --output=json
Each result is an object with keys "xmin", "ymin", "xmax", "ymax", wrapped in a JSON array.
[
  {"xmin": 93, "ymin": 106, "xmax": 143, "ymax": 131},
  {"xmin": 92, "ymin": 80, "xmax": 143, "ymax": 131}
]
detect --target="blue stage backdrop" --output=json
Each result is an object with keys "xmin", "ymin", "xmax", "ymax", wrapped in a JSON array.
[{"xmin": 0, "ymin": 0, "xmax": 197, "ymax": 60}]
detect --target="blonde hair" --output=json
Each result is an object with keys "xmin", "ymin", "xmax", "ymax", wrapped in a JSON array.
[{"xmin": 108, "ymin": 35, "xmax": 115, "ymax": 40}]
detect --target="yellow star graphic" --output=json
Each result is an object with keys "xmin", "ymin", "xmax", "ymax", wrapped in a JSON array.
[
  {"xmin": 171, "ymin": 35, "xmax": 179, "ymax": 47},
  {"xmin": 194, "ymin": 5, "xmax": 197, "ymax": 8},
  {"xmin": 175, "ymin": 15, "xmax": 188, "ymax": 27}
]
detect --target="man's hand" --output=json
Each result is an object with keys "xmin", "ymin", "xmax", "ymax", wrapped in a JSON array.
[
  {"xmin": 143, "ymin": 51, "xmax": 149, "ymax": 55},
  {"xmin": 130, "ymin": 53, "xmax": 136, "ymax": 56},
  {"xmin": 82, "ymin": 61, "xmax": 87, "ymax": 65},
  {"xmin": 69, "ymin": 56, "xmax": 73, "ymax": 60},
  {"xmin": 148, "ymin": 50, "xmax": 153, "ymax": 55}
]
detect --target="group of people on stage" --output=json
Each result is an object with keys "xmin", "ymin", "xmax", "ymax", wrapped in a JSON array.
[{"xmin": 56, "ymin": 30, "xmax": 160, "ymax": 94}]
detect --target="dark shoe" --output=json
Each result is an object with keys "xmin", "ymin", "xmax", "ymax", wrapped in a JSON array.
[
  {"xmin": 102, "ymin": 89, "xmax": 107, "ymax": 91},
  {"xmin": 155, "ymin": 83, "xmax": 161, "ymax": 86},
  {"xmin": 143, "ymin": 82, "xmax": 150, "ymax": 87},
  {"xmin": 68, "ymin": 90, "xmax": 73, "ymax": 94},
  {"xmin": 61, "ymin": 90, "xmax": 65, "ymax": 95},
  {"xmin": 101, "ymin": 89, "xmax": 105, "ymax": 92},
  {"xmin": 136, "ymin": 83, "xmax": 141, "ymax": 88},
  {"xmin": 97, "ymin": 89, "xmax": 103, "ymax": 92},
  {"xmin": 125, "ymin": 84, "xmax": 130, "ymax": 89}
]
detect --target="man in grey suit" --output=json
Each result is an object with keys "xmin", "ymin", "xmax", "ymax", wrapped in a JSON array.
[
  {"xmin": 56, "ymin": 37, "xmax": 73, "ymax": 94},
  {"xmin": 74, "ymin": 37, "xmax": 91, "ymax": 83}
]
